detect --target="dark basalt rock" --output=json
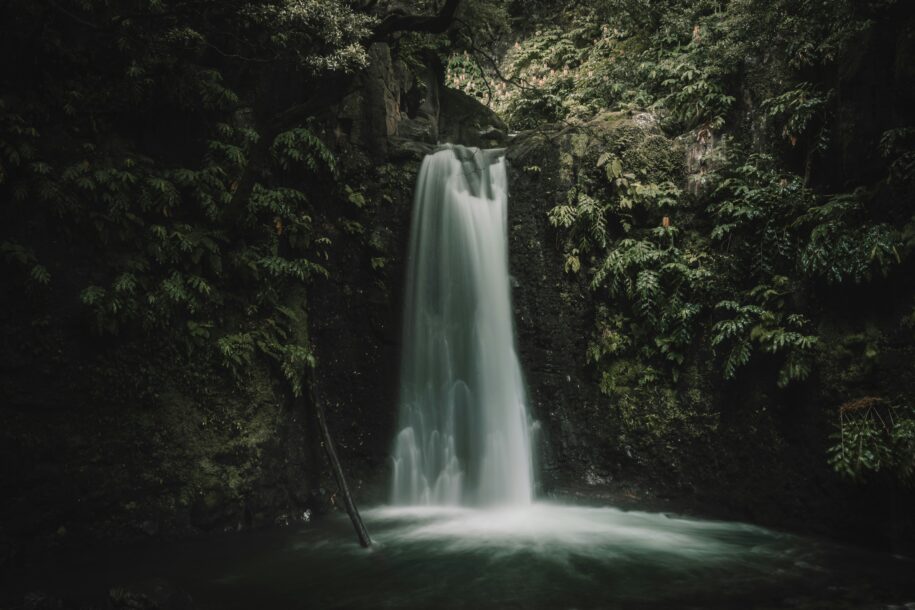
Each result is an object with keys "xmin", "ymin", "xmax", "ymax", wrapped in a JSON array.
[
  {"xmin": 334, "ymin": 42, "xmax": 508, "ymax": 159},
  {"xmin": 505, "ymin": 113, "xmax": 672, "ymax": 492}
]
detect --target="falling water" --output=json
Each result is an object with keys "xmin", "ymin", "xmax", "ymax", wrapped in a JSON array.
[
  {"xmin": 11, "ymin": 154, "xmax": 912, "ymax": 610},
  {"xmin": 391, "ymin": 144, "xmax": 534, "ymax": 506}
]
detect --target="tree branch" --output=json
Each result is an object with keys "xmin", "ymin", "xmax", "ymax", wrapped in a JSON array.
[
  {"xmin": 48, "ymin": 0, "xmax": 100, "ymax": 29},
  {"xmin": 204, "ymin": 40, "xmax": 271, "ymax": 64},
  {"xmin": 453, "ymin": 19, "xmax": 539, "ymax": 93},
  {"xmin": 370, "ymin": 0, "xmax": 462, "ymax": 41},
  {"xmin": 271, "ymin": 72, "xmax": 355, "ymax": 132},
  {"xmin": 307, "ymin": 364, "xmax": 372, "ymax": 548}
]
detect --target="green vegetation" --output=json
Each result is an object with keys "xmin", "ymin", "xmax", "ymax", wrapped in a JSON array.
[
  {"xmin": 828, "ymin": 398, "xmax": 915, "ymax": 485},
  {"xmin": 2, "ymin": 0, "xmax": 914, "ymax": 551},
  {"xmin": 0, "ymin": 1, "xmax": 373, "ymax": 395},
  {"xmin": 447, "ymin": 0, "xmax": 915, "ymax": 486}
]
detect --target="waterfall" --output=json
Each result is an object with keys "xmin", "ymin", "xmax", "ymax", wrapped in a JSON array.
[{"xmin": 391, "ymin": 144, "xmax": 534, "ymax": 507}]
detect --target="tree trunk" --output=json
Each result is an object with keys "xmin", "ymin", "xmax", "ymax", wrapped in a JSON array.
[{"xmin": 308, "ymin": 366, "xmax": 373, "ymax": 548}]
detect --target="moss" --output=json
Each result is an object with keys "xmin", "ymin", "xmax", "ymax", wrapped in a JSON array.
[
  {"xmin": 0, "ymin": 319, "xmax": 314, "ymax": 552},
  {"xmin": 606, "ymin": 360, "xmax": 719, "ymax": 444}
]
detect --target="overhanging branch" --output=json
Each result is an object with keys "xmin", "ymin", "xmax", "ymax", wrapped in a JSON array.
[{"xmin": 370, "ymin": 0, "xmax": 462, "ymax": 41}]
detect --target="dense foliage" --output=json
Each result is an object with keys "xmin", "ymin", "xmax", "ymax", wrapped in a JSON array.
[
  {"xmin": 0, "ymin": 0, "xmax": 375, "ymax": 395},
  {"xmin": 2, "ymin": 0, "xmax": 914, "ymax": 553},
  {"xmin": 447, "ymin": 0, "xmax": 915, "ymax": 485}
]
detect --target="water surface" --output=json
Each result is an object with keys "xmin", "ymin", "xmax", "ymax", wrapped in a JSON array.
[{"xmin": 7, "ymin": 503, "xmax": 913, "ymax": 610}]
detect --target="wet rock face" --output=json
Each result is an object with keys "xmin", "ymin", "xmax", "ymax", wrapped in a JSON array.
[
  {"xmin": 334, "ymin": 43, "xmax": 507, "ymax": 161},
  {"xmin": 502, "ymin": 112, "xmax": 687, "ymax": 493},
  {"xmin": 505, "ymin": 128, "xmax": 615, "ymax": 492},
  {"xmin": 683, "ymin": 126, "xmax": 719, "ymax": 196}
]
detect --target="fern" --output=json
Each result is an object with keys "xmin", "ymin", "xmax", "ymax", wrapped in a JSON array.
[
  {"xmin": 828, "ymin": 402, "xmax": 915, "ymax": 486},
  {"xmin": 711, "ymin": 288, "xmax": 817, "ymax": 387},
  {"xmin": 761, "ymin": 83, "xmax": 831, "ymax": 145},
  {"xmin": 1, "ymin": 241, "xmax": 50, "ymax": 287},
  {"xmin": 796, "ymin": 192, "xmax": 901, "ymax": 284},
  {"xmin": 272, "ymin": 127, "xmax": 336, "ymax": 173}
]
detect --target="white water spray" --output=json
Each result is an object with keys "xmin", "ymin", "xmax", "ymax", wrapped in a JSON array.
[{"xmin": 391, "ymin": 145, "xmax": 534, "ymax": 506}]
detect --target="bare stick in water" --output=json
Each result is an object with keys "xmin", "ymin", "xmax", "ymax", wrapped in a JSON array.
[{"xmin": 308, "ymin": 365, "xmax": 373, "ymax": 548}]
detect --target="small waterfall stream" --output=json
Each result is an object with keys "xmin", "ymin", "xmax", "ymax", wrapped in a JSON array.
[{"xmin": 391, "ymin": 144, "xmax": 534, "ymax": 506}]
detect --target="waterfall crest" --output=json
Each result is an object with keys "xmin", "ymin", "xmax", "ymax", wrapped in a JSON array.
[{"xmin": 391, "ymin": 144, "xmax": 534, "ymax": 507}]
